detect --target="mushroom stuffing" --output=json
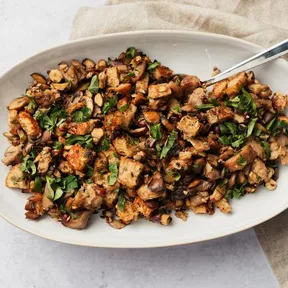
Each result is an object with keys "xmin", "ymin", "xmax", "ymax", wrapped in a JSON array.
[{"xmin": 3, "ymin": 47, "xmax": 288, "ymax": 230}]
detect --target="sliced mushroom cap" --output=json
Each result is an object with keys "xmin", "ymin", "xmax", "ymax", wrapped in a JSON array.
[
  {"xmin": 7, "ymin": 96, "xmax": 29, "ymax": 111},
  {"xmin": 48, "ymin": 69, "xmax": 63, "ymax": 83},
  {"xmin": 131, "ymin": 59, "xmax": 147, "ymax": 82},
  {"xmin": 2, "ymin": 145, "xmax": 23, "ymax": 166},
  {"xmin": 148, "ymin": 172, "xmax": 165, "ymax": 192},
  {"xmin": 62, "ymin": 210, "xmax": 92, "ymax": 230},
  {"xmin": 31, "ymin": 73, "xmax": 47, "ymax": 84}
]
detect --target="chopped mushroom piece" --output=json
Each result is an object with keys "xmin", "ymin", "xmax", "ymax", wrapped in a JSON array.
[
  {"xmin": 5, "ymin": 163, "xmax": 29, "ymax": 189},
  {"xmin": 7, "ymin": 96, "xmax": 29, "ymax": 111},
  {"xmin": 34, "ymin": 147, "xmax": 52, "ymax": 174},
  {"xmin": 215, "ymin": 198, "xmax": 232, "ymax": 213},
  {"xmin": 180, "ymin": 75, "xmax": 201, "ymax": 96},
  {"xmin": 91, "ymin": 128, "xmax": 104, "ymax": 145},
  {"xmin": 62, "ymin": 210, "xmax": 92, "ymax": 230},
  {"xmin": 2, "ymin": 145, "xmax": 23, "ymax": 166}
]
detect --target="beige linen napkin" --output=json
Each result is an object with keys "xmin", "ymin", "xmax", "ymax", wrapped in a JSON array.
[{"xmin": 70, "ymin": 1, "xmax": 288, "ymax": 286}]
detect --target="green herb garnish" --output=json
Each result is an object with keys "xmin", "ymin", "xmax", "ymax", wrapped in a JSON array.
[
  {"xmin": 237, "ymin": 155, "xmax": 247, "ymax": 166},
  {"xmin": 172, "ymin": 106, "xmax": 182, "ymax": 113},
  {"xmin": 96, "ymin": 135, "xmax": 110, "ymax": 152},
  {"xmin": 118, "ymin": 191, "xmax": 126, "ymax": 211},
  {"xmin": 34, "ymin": 106, "xmax": 66, "ymax": 132},
  {"xmin": 65, "ymin": 134, "xmax": 93, "ymax": 149},
  {"xmin": 34, "ymin": 176, "xmax": 43, "ymax": 192},
  {"xmin": 88, "ymin": 75, "xmax": 99, "ymax": 94},
  {"xmin": 261, "ymin": 141, "xmax": 271, "ymax": 159},
  {"xmin": 225, "ymin": 182, "xmax": 247, "ymax": 199},
  {"xmin": 150, "ymin": 124, "xmax": 162, "ymax": 140},
  {"xmin": 147, "ymin": 60, "xmax": 160, "ymax": 71},
  {"xmin": 247, "ymin": 118, "xmax": 257, "ymax": 137},
  {"xmin": 195, "ymin": 103, "xmax": 215, "ymax": 110},
  {"xmin": 118, "ymin": 104, "xmax": 128, "ymax": 112},
  {"xmin": 108, "ymin": 163, "xmax": 118, "ymax": 186},
  {"xmin": 71, "ymin": 107, "xmax": 91, "ymax": 122},
  {"xmin": 167, "ymin": 171, "xmax": 181, "ymax": 181},
  {"xmin": 20, "ymin": 149, "xmax": 37, "ymax": 175},
  {"xmin": 125, "ymin": 47, "xmax": 137, "ymax": 59},
  {"xmin": 102, "ymin": 97, "xmax": 117, "ymax": 114},
  {"xmin": 52, "ymin": 141, "xmax": 63, "ymax": 150},
  {"xmin": 160, "ymin": 130, "xmax": 177, "ymax": 159}
]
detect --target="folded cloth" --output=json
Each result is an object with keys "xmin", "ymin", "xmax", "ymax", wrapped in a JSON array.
[
  {"xmin": 70, "ymin": 0, "xmax": 288, "ymax": 47},
  {"xmin": 70, "ymin": 1, "xmax": 288, "ymax": 286}
]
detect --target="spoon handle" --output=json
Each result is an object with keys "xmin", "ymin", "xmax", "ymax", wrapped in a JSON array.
[{"xmin": 203, "ymin": 39, "xmax": 288, "ymax": 87}]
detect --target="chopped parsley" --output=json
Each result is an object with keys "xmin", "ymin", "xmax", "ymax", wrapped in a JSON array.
[
  {"xmin": 147, "ymin": 60, "xmax": 160, "ymax": 72},
  {"xmin": 20, "ymin": 149, "xmax": 37, "ymax": 175},
  {"xmin": 34, "ymin": 105, "xmax": 67, "ymax": 132},
  {"xmin": 160, "ymin": 130, "xmax": 177, "ymax": 159},
  {"xmin": 108, "ymin": 163, "xmax": 118, "ymax": 186},
  {"xmin": 195, "ymin": 103, "xmax": 216, "ymax": 110},
  {"xmin": 150, "ymin": 124, "xmax": 162, "ymax": 140},
  {"xmin": 118, "ymin": 104, "xmax": 129, "ymax": 112},
  {"xmin": 102, "ymin": 97, "xmax": 117, "ymax": 114},
  {"xmin": 46, "ymin": 175, "xmax": 79, "ymax": 201},
  {"xmin": 34, "ymin": 176, "xmax": 43, "ymax": 192},
  {"xmin": 237, "ymin": 155, "xmax": 247, "ymax": 166},
  {"xmin": 225, "ymin": 88, "xmax": 257, "ymax": 117},
  {"xmin": 261, "ymin": 141, "xmax": 271, "ymax": 159},
  {"xmin": 125, "ymin": 47, "xmax": 137, "ymax": 59},
  {"xmin": 88, "ymin": 75, "xmax": 99, "ymax": 94},
  {"xmin": 117, "ymin": 191, "xmax": 126, "ymax": 211},
  {"xmin": 96, "ymin": 135, "xmax": 110, "ymax": 152},
  {"xmin": 71, "ymin": 107, "xmax": 91, "ymax": 122},
  {"xmin": 225, "ymin": 182, "xmax": 247, "ymax": 199},
  {"xmin": 172, "ymin": 106, "xmax": 182, "ymax": 113},
  {"xmin": 65, "ymin": 134, "xmax": 93, "ymax": 149}
]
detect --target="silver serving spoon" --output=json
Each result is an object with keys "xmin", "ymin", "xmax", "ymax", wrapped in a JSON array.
[{"xmin": 202, "ymin": 39, "xmax": 288, "ymax": 87}]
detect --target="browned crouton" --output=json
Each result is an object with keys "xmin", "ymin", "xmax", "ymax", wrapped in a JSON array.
[
  {"xmin": 66, "ymin": 144, "xmax": 94, "ymax": 171},
  {"xmin": 118, "ymin": 157, "xmax": 144, "ymax": 188},
  {"xmin": 224, "ymin": 144, "xmax": 256, "ymax": 172},
  {"xmin": 18, "ymin": 111, "xmax": 42, "ymax": 138},
  {"xmin": 148, "ymin": 83, "xmax": 171, "ymax": 99},
  {"xmin": 177, "ymin": 115, "xmax": 201, "ymax": 138},
  {"xmin": 206, "ymin": 106, "xmax": 233, "ymax": 125}
]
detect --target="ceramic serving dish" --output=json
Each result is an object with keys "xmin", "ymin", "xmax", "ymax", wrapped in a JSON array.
[{"xmin": 0, "ymin": 30, "xmax": 287, "ymax": 248}]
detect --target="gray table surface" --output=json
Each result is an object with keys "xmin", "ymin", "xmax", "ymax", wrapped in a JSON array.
[{"xmin": 0, "ymin": 1, "xmax": 279, "ymax": 287}]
